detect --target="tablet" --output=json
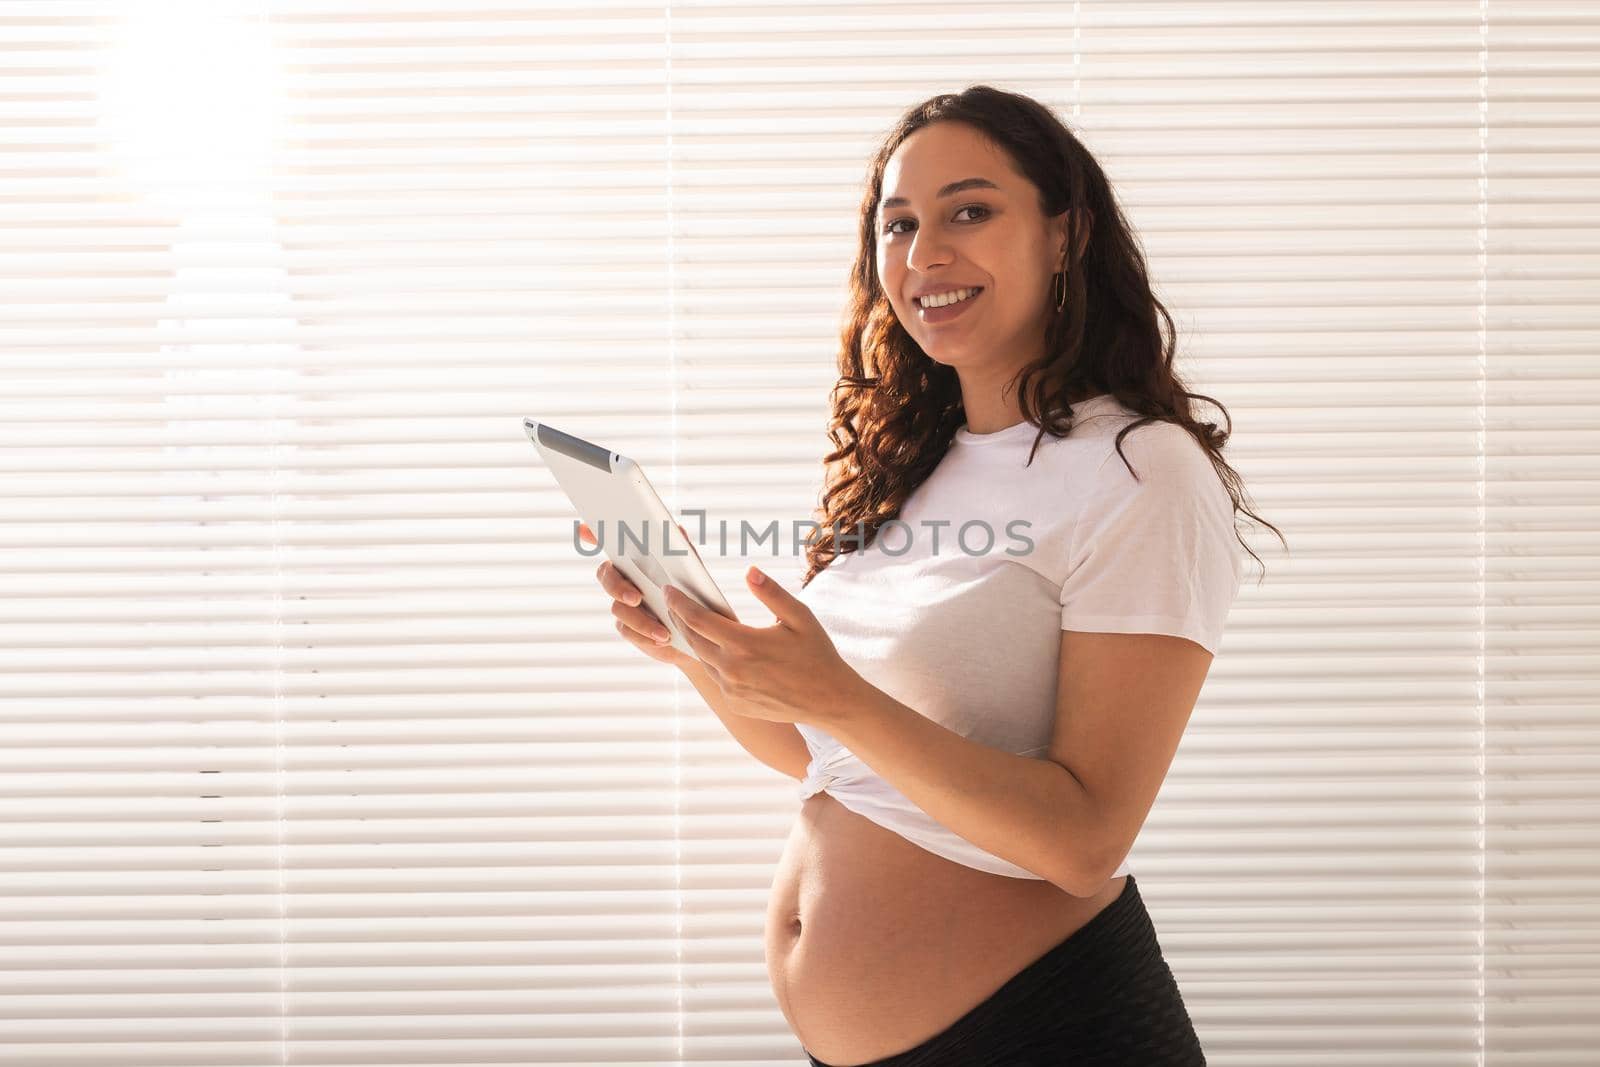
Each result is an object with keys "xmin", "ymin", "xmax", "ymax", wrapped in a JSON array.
[{"xmin": 523, "ymin": 418, "xmax": 737, "ymax": 657}]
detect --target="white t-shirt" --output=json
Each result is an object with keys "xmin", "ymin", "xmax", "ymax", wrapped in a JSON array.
[{"xmin": 792, "ymin": 393, "xmax": 1245, "ymax": 881}]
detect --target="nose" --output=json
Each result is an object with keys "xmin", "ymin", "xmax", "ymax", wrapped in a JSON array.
[{"xmin": 905, "ymin": 229, "xmax": 955, "ymax": 276}]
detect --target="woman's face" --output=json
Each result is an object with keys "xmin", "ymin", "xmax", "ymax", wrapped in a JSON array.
[{"xmin": 875, "ymin": 121, "xmax": 1069, "ymax": 373}]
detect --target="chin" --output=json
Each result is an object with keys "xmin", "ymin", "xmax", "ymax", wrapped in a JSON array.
[{"xmin": 918, "ymin": 348, "xmax": 971, "ymax": 368}]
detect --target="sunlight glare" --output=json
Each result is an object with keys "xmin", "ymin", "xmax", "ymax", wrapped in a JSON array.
[{"xmin": 97, "ymin": 0, "xmax": 286, "ymax": 211}]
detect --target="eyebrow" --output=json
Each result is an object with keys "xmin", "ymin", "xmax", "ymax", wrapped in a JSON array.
[{"xmin": 878, "ymin": 177, "xmax": 1000, "ymax": 212}]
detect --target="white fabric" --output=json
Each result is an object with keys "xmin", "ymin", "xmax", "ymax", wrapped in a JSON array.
[{"xmin": 794, "ymin": 393, "xmax": 1245, "ymax": 882}]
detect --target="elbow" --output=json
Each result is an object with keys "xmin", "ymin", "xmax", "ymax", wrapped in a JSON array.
[
  {"xmin": 1048, "ymin": 853, "xmax": 1107, "ymax": 898},
  {"xmin": 1055, "ymin": 854, "xmax": 1111, "ymax": 899},
  {"xmin": 1051, "ymin": 764, "xmax": 1115, "ymax": 897},
  {"xmin": 1070, "ymin": 833, "xmax": 1130, "ymax": 898},
  {"xmin": 1071, "ymin": 857, "xmax": 1117, "ymax": 898}
]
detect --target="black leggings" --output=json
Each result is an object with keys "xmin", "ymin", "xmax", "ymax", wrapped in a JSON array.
[{"xmin": 803, "ymin": 874, "xmax": 1206, "ymax": 1067}]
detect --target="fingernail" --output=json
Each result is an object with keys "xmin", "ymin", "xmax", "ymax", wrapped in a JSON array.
[{"xmin": 654, "ymin": 631, "xmax": 670, "ymax": 643}]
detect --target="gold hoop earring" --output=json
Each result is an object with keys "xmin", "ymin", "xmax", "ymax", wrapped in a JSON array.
[{"xmin": 1053, "ymin": 266, "xmax": 1067, "ymax": 312}]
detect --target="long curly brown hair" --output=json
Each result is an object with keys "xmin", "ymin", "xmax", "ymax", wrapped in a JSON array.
[{"xmin": 800, "ymin": 85, "xmax": 1286, "ymax": 588}]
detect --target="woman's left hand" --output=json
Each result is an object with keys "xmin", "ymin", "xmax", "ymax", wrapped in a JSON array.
[{"xmin": 664, "ymin": 567, "xmax": 862, "ymax": 726}]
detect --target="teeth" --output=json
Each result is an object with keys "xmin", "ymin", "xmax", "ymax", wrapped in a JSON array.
[{"xmin": 918, "ymin": 287, "xmax": 980, "ymax": 309}]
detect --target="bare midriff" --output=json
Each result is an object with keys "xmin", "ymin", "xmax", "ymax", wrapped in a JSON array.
[{"xmin": 765, "ymin": 790, "xmax": 1127, "ymax": 1066}]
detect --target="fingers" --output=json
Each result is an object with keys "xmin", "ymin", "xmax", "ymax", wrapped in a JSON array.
[
  {"xmin": 594, "ymin": 558, "xmax": 643, "ymax": 606},
  {"xmin": 592, "ymin": 559, "xmax": 665, "ymax": 640},
  {"xmin": 664, "ymin": 586, "xmax": 733, "ymax": 645},
  {"xmin": 584, "ymin": 535, "xmax": 656, "ymax": 632},
  {"xmin": 611, "ymin": 614, "xmax": 675, "ymax": 646},
  {"xmin": 614, "ymin": 616, "xmax": 681, "ymax": 662},
  {"xmin": 612, "ymin": 598, "xmax": 673, "ymax": 644},
  {"xmin": 582, "ymin": 522, "xmax": 700, "ymax": 649},
  {"xmin": 580, "ymin": 521, "xmax": 684, "ymax": 659}
]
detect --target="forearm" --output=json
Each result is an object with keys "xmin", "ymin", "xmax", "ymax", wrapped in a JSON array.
[
  {"xmin": 817, "ymin": 678, "xmax": 1106, "ymax": 897},
  {"xmin": 678, "ymin": 659, "xmax": 811, "ymax": 780}
]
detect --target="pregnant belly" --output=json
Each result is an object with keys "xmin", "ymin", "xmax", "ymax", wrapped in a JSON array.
[{"xmin": 765, "ymin": 791, "xmax": 1126, "ymax": 1066}]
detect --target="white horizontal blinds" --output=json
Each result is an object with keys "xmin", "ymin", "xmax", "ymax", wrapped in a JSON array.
[
  {"xmin": 2, "ymin": 2, "xmax": 293, "ymax": 1064},
  {"xmin": 1486, "ymin": 3, "xmax": 1600, "ymax": 1062},
  {"xmin": 264, "ymin": 3, "xmax": 699, "ymax": 1067},
  {"xmin": 3, "ymin": 2, "xmax": 715, "ymax": 1066}
]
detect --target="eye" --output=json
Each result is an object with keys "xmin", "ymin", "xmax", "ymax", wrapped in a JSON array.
[{"xmin": 882, "ymin": 203, "xmax": 990, "ymax": 236}]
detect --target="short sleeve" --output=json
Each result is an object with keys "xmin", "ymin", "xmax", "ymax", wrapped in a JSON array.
[{"xmin": 1058, "ymin": 424, "xmax": 1244, "ymax": 656}]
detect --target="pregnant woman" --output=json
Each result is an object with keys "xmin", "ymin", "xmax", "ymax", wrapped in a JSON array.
[{"xmin": 587, "ymin": 85, "xmax": 1282, "ymax": 1066}]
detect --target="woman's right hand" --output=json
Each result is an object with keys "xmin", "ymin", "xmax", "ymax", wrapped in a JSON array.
[{"xmin": 580, "ymin": 521, "xmax": 698, "ymax": 671}]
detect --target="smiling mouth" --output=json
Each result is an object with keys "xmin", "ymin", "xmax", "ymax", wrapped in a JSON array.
[{"xmin": 916, "ymin": 287, "xmax": 985, "ymax": 312}]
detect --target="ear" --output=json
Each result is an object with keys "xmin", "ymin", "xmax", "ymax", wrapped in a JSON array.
[{"xmin": 1058, "ymin": 207, "xmax": 1093, "ymax": 262}]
